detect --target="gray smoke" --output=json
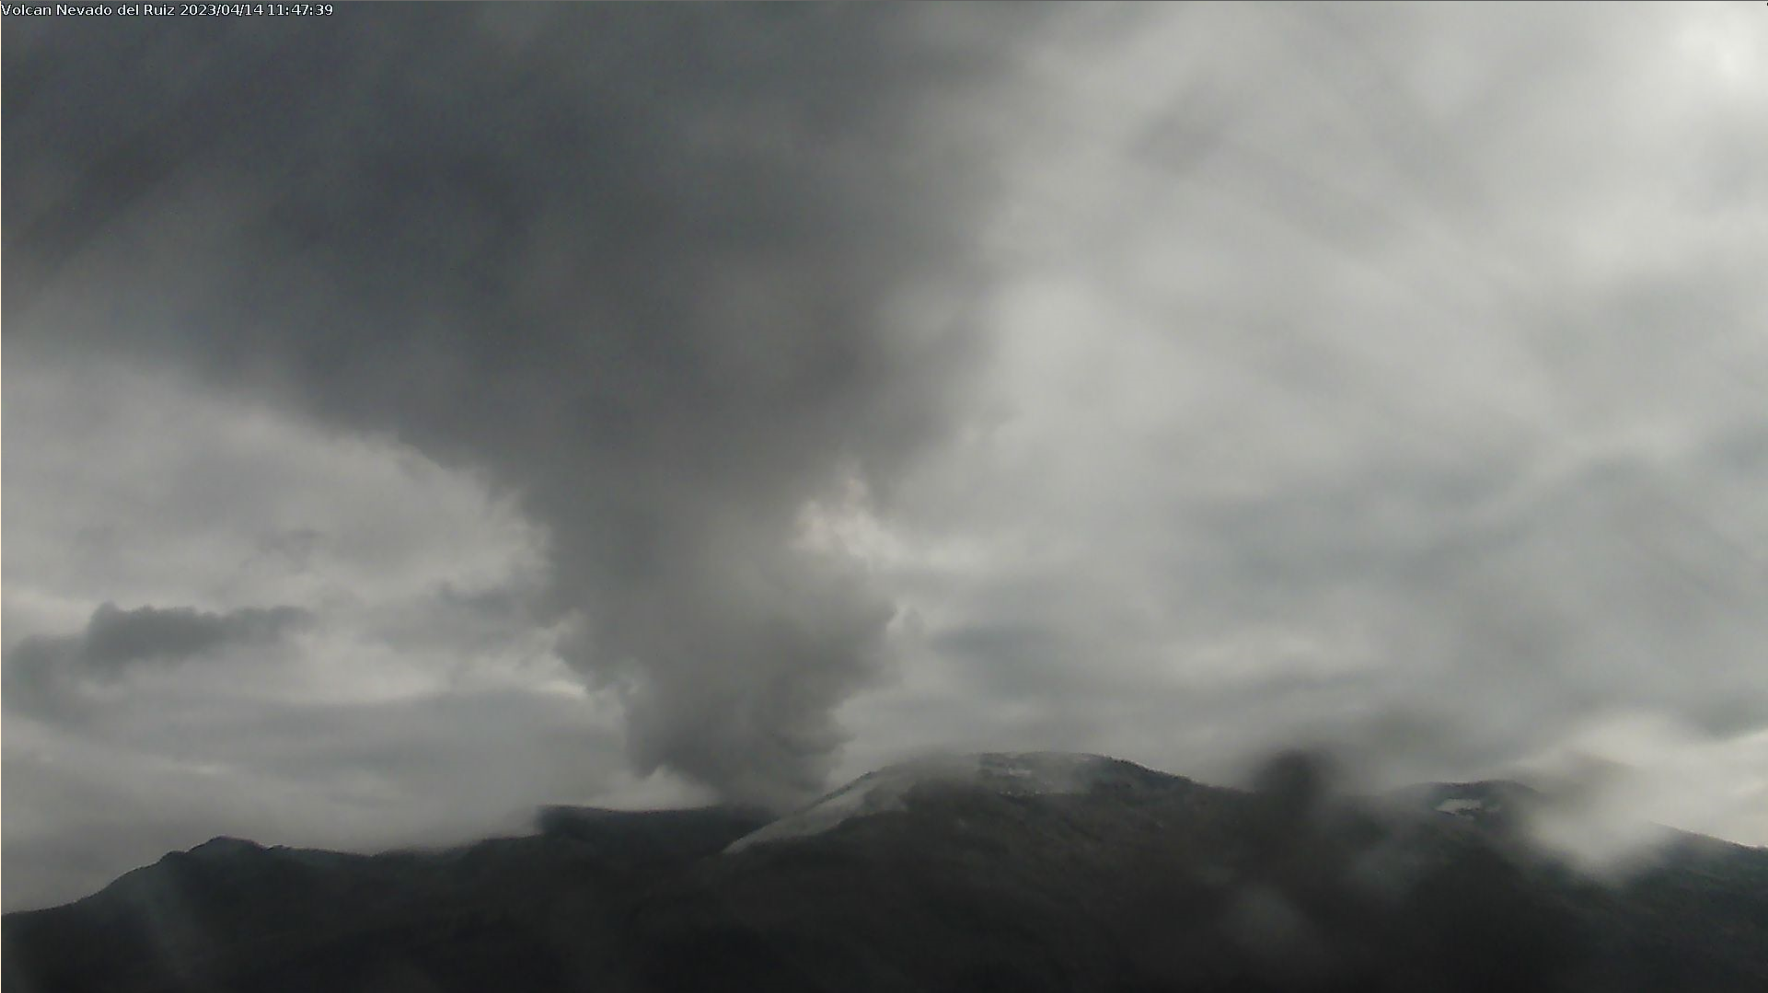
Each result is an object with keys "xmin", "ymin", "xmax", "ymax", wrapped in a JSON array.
[{"xmin": 4, "ymin": 6, "xmax": 1037, "ymax": 806}]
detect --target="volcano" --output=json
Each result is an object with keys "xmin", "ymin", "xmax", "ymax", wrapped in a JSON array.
[{"xmin": 6, "ymin": 752, "xmax": 1766, "ymax": 992}]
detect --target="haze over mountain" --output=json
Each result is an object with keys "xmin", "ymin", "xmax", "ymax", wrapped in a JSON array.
[
  {"xmin": 6, "ymin": 752, "xmax": 1766, "ymax": 993},
  {"xmin": 6, "ymin": 3, "xmax": 1768, "ymax": 915}
]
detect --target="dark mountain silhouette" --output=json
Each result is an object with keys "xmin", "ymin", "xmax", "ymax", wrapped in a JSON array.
[{"xmin": 5, "ymin": 752, "xmax": 1765, "ymax": 992}]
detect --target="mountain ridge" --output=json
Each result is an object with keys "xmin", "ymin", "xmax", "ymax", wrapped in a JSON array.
[{"xmin": 7, "ymin": 751, "xmax": 1767, "ymax": 992}]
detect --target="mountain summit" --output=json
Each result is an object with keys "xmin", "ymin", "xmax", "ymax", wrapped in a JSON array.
[
  {"xmin": 6, "ymin": 752, "xmax": 1766, "ymax": 992},
  {"xmin": 728, "ymin": 751, "xmax": 1155, "ymax": 851}
]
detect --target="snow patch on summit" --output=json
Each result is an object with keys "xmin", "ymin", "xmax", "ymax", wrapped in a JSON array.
[
  {"xmin": 1435, "ymin": 798, "xmax": 1488, "ymax": 816},
  {"xmin": 727, "ymin": 752, "xmax": 1114, "ymax": 852}
]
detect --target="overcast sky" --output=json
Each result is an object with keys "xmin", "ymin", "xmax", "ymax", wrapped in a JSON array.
[{"xmin": 5, "ymin": 3, "xmax": 1767, "ymax": 911}]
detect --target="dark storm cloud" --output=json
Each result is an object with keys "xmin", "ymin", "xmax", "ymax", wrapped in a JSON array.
[
  {"xmin": 77, "ymin": 601, "xmax": 308, "ymax": 667},
  {"xmin": 4, "ymin": 602, "xmax": 311, "ymax": 718},
  {"xmin": 4, "ymin": 5, "xmax": 1041, "ymax": 805}
]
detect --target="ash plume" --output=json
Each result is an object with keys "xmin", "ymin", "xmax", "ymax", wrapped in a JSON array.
[{"xmin": 3, "ymin": 6, "xmax": 1034, "ymax": 806}]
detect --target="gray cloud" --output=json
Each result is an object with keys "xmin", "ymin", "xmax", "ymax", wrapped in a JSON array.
[
  {"xmin": 5, "ymin": 602, "xmax": 311, "ymax": 719},
  {"xmin": 78, "ymin": 602, "xmax": 307, "ymax": 668},
  {"xmin": 5, "ymin": 6, "xmax": 1043, "ymax": 805},
  {"xmin": 825, "ymin": 2, "xmax": 1768, "ymax": 831}
]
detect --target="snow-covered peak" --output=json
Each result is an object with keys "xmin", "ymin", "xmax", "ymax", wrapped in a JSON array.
[
  {"xmin": 728, "ymin": 752, "xmax": 1119, "ymax": 852},
  {"xmin": 1435, "ymin": 798, "xmax": 1489, "ymax": 816},
  {"xmin": 1389, "ymin": 780, "xmax": 1539, "ymax": 824}
]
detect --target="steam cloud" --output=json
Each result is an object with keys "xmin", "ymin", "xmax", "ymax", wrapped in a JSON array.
[{"xmin": 4, "ymin": 6, "xmax": 1035, "ymax": 805}]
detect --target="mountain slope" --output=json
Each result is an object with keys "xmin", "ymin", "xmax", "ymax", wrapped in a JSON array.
[{"xmin": 5, "ymin": 753, "xmax": 1765, "ymax": 992}]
